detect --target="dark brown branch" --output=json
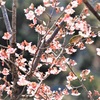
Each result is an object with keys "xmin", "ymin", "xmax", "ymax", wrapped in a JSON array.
[
  {"xmin": 10, "ymin": 0, "xmax": 19, "ymax": 100},
  {"xmin": 46, "ymin": 21, "xmax": 65, "ymax": 44},
  {"xmin": 11, "ymin": 0, "xmax": 17, "ymax": 47},
  {"xmin": 83, "ymin": 0, "xmax": 100, "ymax": 21}
]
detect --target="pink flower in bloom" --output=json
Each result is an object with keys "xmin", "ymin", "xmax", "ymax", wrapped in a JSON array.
[
  {"xmin": 29, "ymin": 3, "xmax": 34, "ymax": 10},
  {"xmin": 80, "ymin": 69, "xmax": 90, "ymax": 81},
  {"xmin": 71, "ymin": 0, "xmax": 78, "ymax": 8},
  {"xmin": 28, "ymin": 45, "xmax": 37, "ymax": 54},
  {"xmin": 17, "ymin": 43, "xmax": 25, "ymax": 50},
  {"xmin": 27, "ymin": 82, "xmax": 37, "ymax": 95},
  {"xmin": 35, "ymin": 5, "xmax": 46, "ymax": 16},
  {"xmin": 50, "ymin": 40, "xmax": 61, "ymax": 50},
  {"xmin": 85, "ymin": 38, "xmax": 94, "ymax": 44},
  {"xmin": 66, "ymin": 58, "xmax": 77, "ymax": 66},
  {"xmin": 71, "ymin": 89, "xmax": 81, "ymax": 96},
  {"xmin": 2, "ymin": 32, "xmax": 12, "ymax": 40},
  {"xmin": 48, "ymin": 67, "xmax": 60, "ymax": 75},
  {"xmin": 98, "ymin": 31, "xmax": 100, "ymax": 37},
  {"xmin": 5, "ymin": 86, "xmax": 12, "ymax": 96},
  {"xmin": 17, "ymin": 40, "xmax": 31, "ymax": 51},
  {"xmin": 66, "ymin": 81, "xmax": 73, "ymax": 90},
  {"xmin": 80, "ymin": 69, "xmax": 90, "ymax": 77},
  {"xmin": 96, "ymin": 48, "xmax": 100, "ymax": 56},
  {"xmin": 2, "ymin": 68, "xmax": 9, "ymax": 75},
  {"xmin": 0, "ymin": 84, "xmax": 6, "ymax": 91},
  {"xmin": 66, "ymin": 72, "xmax": 77, "ymax": 81},
  {"xmin": 64, "ymin": 6, "xmax": 75, "ymax": 15},
  {"xmin": 15, "ymin": 55, "xmax": 27, "ymax": 67},
  {"xmin": 17, "ymin": 75, "xmax": 30, "ymax": 86},
  {"xmin": 45, "ymin": 48, "xmax": 52, "ymax": 53},
  {"xmin": 76, "ymin": 42, "xmax": 86, "ymax": 50},
  {"xmin": 46, "ymin": 57, "xmax": 53, "ymax": 64},
  {"xmin": 35, "ymin": 24, "xmax": 46, "ymax": 35},
  {"xmin": 65, "ymin": 46, "xmax": 77, "ymax": 54},
  {"xmin": 24, "ymin": 8, "xmax": 29, "ymax": 13},
  {"xmin": 0, "ymin": 1, "xmax": 6, "ymax": 6},
  {"xmin": 0, "ymin": 49, "xmax": 8, "ymax": 60},
  {"xmin": 62, "ymin": 89, "xmax": 69, "ymax": 95},
  {"xmin": 6, "ymin": 45, "xmax": 16, "ymax": 54},
  {"xmin": 25, "ymin": 10, "xmax": 35, "ymax": 20},
  {"xmin": 43, "ymin": 0, "xmax": 51, "ymax": 7}
]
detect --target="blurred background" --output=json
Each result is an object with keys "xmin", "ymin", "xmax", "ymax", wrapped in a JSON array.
[{"xmin": 0, "ymin": 0, "xmax": 100, "ymax": 100}]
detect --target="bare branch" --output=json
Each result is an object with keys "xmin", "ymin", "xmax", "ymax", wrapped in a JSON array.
[
  {"xmin": 83, "ymin": 0, "xmax": 100, "ymax": 21},
  {"xmin": 67, "ymin": 64, "xmax": 94, "ymax": 100},
  {"xmin": 1, "ymin": 5, "xmax": 12, "ymax": 34}
]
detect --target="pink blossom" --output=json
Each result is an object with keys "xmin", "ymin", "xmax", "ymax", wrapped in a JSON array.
[
  {"xmin": 35, "ymin": 5, "xmax": 46, "ymax": 16},
  {"xmin": 24, "ymin": 8, "xmax": 29, "ymax": 13},
  {"xmin": 2, "ymin": 68, "xmax": 9, "ymax": 75},
  {"xmin": 17, "ymin": 43, "xmax": 25, "ymax": 50},
  {"xmin": 5, "ymin": 86, "xmax": 12, "ymax": 96},
  {"xmin": 48, "ymin": 67, "xmax": 60, "ymax": 75},
  {"xmin": 45, "ymin": 48, "xmax": 52, "ymax": 53},
  {"xmin": 46, "ymin": 57, "xmax": 53, "ymax": 64},
  {"xmin": 76, "ymin": 42, "xmax": 86, "ymax": 50},
  {"xmin": 64, "ymin": 7, "xmax": 75, "ymax": 15},
  {"xmin": 98, "ymin": 31, "xmax": 100, "ymax": 37},
  {"xmin": 96, "ymin": 48, "xmax": 100, "ymax": 56},
  {"xmin": 17, "ymin": 75, "xmax": 30, "ymax": 86},
  {"xmin": 43, "ymin": 0, "xmax": 51, "ymax": 7},
  {"xmin": 15, "ymin": 55, "xmax": 27, "ymax": 67},
  {"xmin": 85, "ymin": 38, "xmax": 94, "ymax": 44},
  {"xmin": 0, "ymin": 49, "xmax": 8, "ymax": 60},
  {"xmin": 29, "ymin": 3, "xmax": 34, "ymax": 10},
  {"xmin": 25, "ymin": 10, "xmax": 35, "ymax": 20},
  {"xmin": 33, "ymin": 17, "xmax": 37, "ymax": 25},
  {"xmin": 6, "ymin": 46, "xmax": 16, "ymax": 54},
  {"xmin": 65, "ymin": 46, "xmax": 77, "ymax": 54},
  {"xmin": 35, "ymin": 24, "xmax": 46, "ymax": 35},
  {"xmin": 66, "ymin": 72, "xmax": 77, "ymax": 81},
  {"xmin": 2, "ymin": 32, "xmax": 12, "ymax": 40},
  {"xmin": 62, "ymin": 89, "xmax": 69, "ymax": 95},
  {"xmin": 0, "ymin": 84, "xmax": 6, "ymax": 91},
  {"xmin": 28, "ymin": 45, "xmax": 37, "ymax": 54},
  {"xmin": 50, "ymin": 40, "xmax": 61, "ymax": 50},
  {"xmin": 0, "ymin": 1, "xmax": 6, "ymax": 6},
  {"xmin": 71, "ymin": 89, "xmax": 81, "ymax": 96},
  {"xmin": 67, "ymin": 59, "xmax": 77, "ymax": 66},
  {"xmin": 71, "ymin": 1, "xmax": 78, "ymax": 8},
  {"xmin": 80, "ymin": 69, "xmax": 90, "ymax": 81},
  {"xmin": 66, "ymin": 81, "xmax": 73, "ymax": 90}
]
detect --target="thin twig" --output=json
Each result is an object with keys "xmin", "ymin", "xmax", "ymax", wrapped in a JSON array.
[
  {"xmin": 83, "ymin": 0, "xmax": 100, "ymax": 21},
  {"xmin": 16, "ymin": 86, "xmax": 26, "ymax": 100},
  {"xmin": 67, "ymin": 63, "xmax": 94, "ymax": 100},
  {"xmin": 0, "ymin": 44, "xmax": 8, "ymax": 49}
]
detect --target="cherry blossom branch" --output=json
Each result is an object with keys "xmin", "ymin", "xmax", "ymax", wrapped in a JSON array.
[
  {"xmin": 66, "ymin": 63, "xmax": 94, "ymax": 100},
  {"xmin": 46, "ymin": 21, "xmax": 65, "ymax": 44},
  {"xmin": 83, "ymin": 0, "xmax": 100, "ymax": 21}
]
